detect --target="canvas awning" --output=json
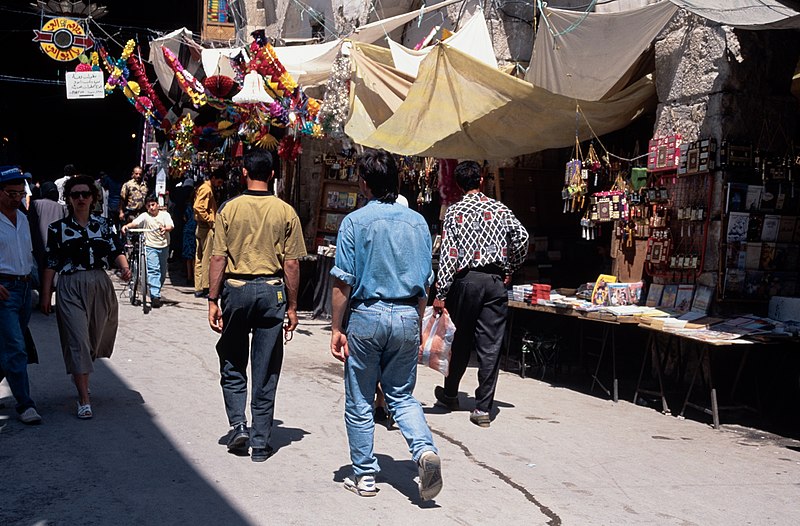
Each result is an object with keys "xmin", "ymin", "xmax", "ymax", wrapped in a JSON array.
[
  {"xmin": 526, "ymin": 1, "xmax": 678, "ymax": 101},
  {"xmin": 346, "ymin": 42, "xmax": 656, "ymax": 159},
  {"xmin": 388, "ymin": 11, "xmax": 498, "ymax": 78},
  {"xmin": 669, "ymin": 0, "xmax": 800, "ymax": 29}
]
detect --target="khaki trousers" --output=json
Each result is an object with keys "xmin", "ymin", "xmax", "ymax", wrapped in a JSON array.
[{"xmin": 194, "ymin": 224, "xmax": 213, "ymax": 292}]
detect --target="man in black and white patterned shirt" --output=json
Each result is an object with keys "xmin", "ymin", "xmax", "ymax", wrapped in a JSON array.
[{"xmin": 433, "ymin": 161, "xmax": 528, "ymax": 428}]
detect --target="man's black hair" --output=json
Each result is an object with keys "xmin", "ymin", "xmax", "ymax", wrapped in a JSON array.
[
  {"xmin": 358, "ymin": 149, "xmax": 398, "ymax": 204},
  {"xmin": 210, "ymin": 166, "xmax": 226, "ymax": 180},
  {"xmin": 145, "ymin": 194, "xmax": 159, "ymax": 204},
  {"xmin": 454, "ymin": 161, "xmax": 481, "ymax": 192},
  {"xmin": 243, "ymin": 149, "xmax": 274, "ymax": 182},
  {"xmin": 64, "ymin": 164, "xmax": 78, "ymax": 177}
]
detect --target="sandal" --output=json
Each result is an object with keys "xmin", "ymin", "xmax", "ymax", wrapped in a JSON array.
[{"xmin": 77, "ymin": 402, "xmax": 93, "ymax": 419}]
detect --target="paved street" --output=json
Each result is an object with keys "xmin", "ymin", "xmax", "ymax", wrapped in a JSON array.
[{"xmin": 2, "ymin": 274, "xmax": 800, "ymax": 525}]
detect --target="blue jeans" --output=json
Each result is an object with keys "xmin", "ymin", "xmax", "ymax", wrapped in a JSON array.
[
  {"xmin": 216, "ymin": 277, "xmax": 286, "ymax": 449},
  {"xmin": 145, "ymin": 246, "xmax": 168, "ymax": 298},
  {"xmin": 345, "ymin": 300, "xmax": 437, "ymax": 477},
  {"xmin": 0, "ymin": 278, "xmax": 35, "ymax": 414}
]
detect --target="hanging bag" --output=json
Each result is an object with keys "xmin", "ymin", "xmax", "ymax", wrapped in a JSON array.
[{"xmin": 419, "ymin": 307, "xmax": 456, "ymax": 376}]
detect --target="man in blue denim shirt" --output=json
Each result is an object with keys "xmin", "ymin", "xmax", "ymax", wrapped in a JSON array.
[
  {"xmin": 330, "ymin": 149, "xmax": 442, "ymax": 501},
  {"xmin": 0, "ymin": 166, "xmax": 41, "ymax": 425}
]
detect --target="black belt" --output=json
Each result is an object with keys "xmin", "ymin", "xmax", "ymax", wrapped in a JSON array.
[
  {"xmin": 226, "ymin": 274, "xmax": 282, "ymax": 281},
  {"xmin": 351, "ymin": 297, "xmax": 419, "ymax": 307},
  {"xmin": 0, "ymin": 273, "xmax": 32, "ymax": 282}
]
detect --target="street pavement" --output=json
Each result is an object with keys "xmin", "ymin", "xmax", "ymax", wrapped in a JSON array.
[{"xmin": 2, "ymin": 273, "xmax": 800, "ymax": 525}]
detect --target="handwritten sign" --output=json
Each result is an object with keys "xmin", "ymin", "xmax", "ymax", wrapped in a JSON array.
[{"xmin": 65, "ymin": 71, "xmax": 105, "ymax": 99}]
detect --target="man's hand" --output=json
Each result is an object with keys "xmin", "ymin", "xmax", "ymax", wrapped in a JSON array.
[
  {"xmin": 119, "ymin": 210, "xmax": 125, "ymax": 221},
  {"xmin": 208, "ymin": 301, "xmax": 223, "ymax": 333},
  {"xmin": 0, "ymin": 283, "xmax": 8, "ymax": 301},
  {"xmin": 433, "ymin": 297, "xmax": 446, "ymax": 315},
  {"xmin": 120, "ymin": 267, "xmax": 132, "ymax": 282},
  {"xmin": 330, "ymin": 329, "xmax": 349, "ymax": 362},
  {"xmin": 39, "ymin": 293, "xmax": 52, "ymax": 315},
  {"xmin": 284, "ymin": 307, "xmax": 298, "ymax": 339}
]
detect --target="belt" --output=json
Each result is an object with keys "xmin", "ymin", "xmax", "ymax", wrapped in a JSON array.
[
  {"xmin": 456, "ymin": 264, "xmax": 505, "ymax": 278},
  {"xmin": 0, "ymin": 273, "xmax": 32, "ymax": 282},
  {"xmin": 225, "ymin": 273, "xmax": 282, "ymax": 281},
  {"xmin": 351, "ymin": 297, "xmax": 419, "ymax": 307}
]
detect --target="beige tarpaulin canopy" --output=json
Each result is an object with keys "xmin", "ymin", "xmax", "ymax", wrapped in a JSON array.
[
  {"xmin": 346, "ymin": 42, "xmax": 656, "ymax": 159},
  {"xmin": 669, "ymin": 0, "xmax": 800, "ymax": 29},
  {"xmin": 526, "ymin": 1, "xmax": 678, "ymax": 101}
]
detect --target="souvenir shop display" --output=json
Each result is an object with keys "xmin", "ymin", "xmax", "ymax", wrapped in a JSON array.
[{"xmin": 720, "ymin": 147, "xmax": 800, "ymax": 300}]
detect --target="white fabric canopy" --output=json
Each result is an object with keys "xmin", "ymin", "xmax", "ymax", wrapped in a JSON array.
[
  {"xmin": 388, "ymin": 12, "xmax": 498, "ymax": 77},
  {"xmin": 526, "ymin": 1, "xmax": 677, "ymax": 101},
  {"xmin": 148, "ymin": 28, "xmax": 205, "ymax": 104},
  {"xmin": 201, "ymin": 48, "xmax": 248, "ymax": 78},
  {"xmin": 670, "ymin": 0, "xmax": 800, "ymax": 29},
  {"xmin": 350, "ymin": 0, "xmax": 463, "ymax": 43}
]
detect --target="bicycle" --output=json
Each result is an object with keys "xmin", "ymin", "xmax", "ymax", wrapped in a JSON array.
[{"xmin": 122, "ymin": 228, "xmax": 155, "ymax": 314}]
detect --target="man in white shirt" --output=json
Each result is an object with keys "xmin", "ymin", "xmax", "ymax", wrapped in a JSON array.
[
  {"xmin": 121, "ymin": 195, "xmax": 174, "ymax": 308},
  {"xmin": 54, "ymin": 164, "xmax": 78, "ymax": 206},
  {"xmin": 0, "ymin": 166, "xmax": 41, "ymax": 425}
]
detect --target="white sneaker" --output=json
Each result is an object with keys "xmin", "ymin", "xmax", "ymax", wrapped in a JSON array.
[
  {"xmin": 19, "ymin": 407, "xmax": 42, "ymax": 425},
  {"xmin": 418, "ymin": 450, "xmax": 443, "ymax": 501},
  {"xmin": 344, "ymin": 474, "xmax": 378, "ymax": 497}
]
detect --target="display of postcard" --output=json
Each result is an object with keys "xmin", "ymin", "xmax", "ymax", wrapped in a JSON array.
[
  {"xmin": 726, "ymin": 182, "xmax": 748, "ymax": 213},
  {"xmin": 759, "ymin": 242, "xmax": 776, "ymax": 271},
  {"xmin": 660, "ymin": 284, "xmax": 678, "ymax": 308},
  {"xmin": 777, "ymin": 216, "xmax": 797, "ymax": 242},
  {"xmin": 744, "ymin": 270, "xmax": 767, "ymax": 298},
  {"xmin": 347, "ymin": 192, "xmax": 358, "ymax": 209},
  {"xmin": 724, "ymin": 269, "xmax": 746, "ymax": 298},
  {"xmin": 337, "ymin": 191, "xmax": 349, "ymax": 209},
  {"xmin": 726, "ymin": 242, "xmax": 746, "ymax": 269},
  {"xmin": 326, "ymin": 191, "xmax": 340, "ymax": 209},
  {"xmin": 726, "ymin": 212, "xmax": 750, "ymax": 242},
  {"xmin": 607, "ymin": 283, "xmax": 631, "ymax": 306},
  {"xmin": 760, "ymin": 214, "xmax": 780, "ymax": 241},
  {"xmin": 591, "ymin": 274, "xmax": 617, "ymax": 306},
  {"xmin": 645, "ymin": 283, "xmax": 664, "ymax": 307},
  {"xmin": 745, "ymin": 185, "xmax": 763, "ymax": 211},
  {"xmin": 627, "ymin": 281, "xmax": 644, "ymax": 305},
  {"xmin": 691, "ymin": 285, "xmax": 715, "ymax": 314},
  {"xmin": 673, "ymin": 284, "xmax": 694, "ymax": 312},
  {"xmin": 744, "ymin": 242, "xmax": 762, "ymax": 270},
  {"xmin": 760, "ymin": 182, "xmax": 779, "ymax": 211},
  {"xmin": 746, "ymin": 213, "xmax": 764, "ymax": 242},
  {"xmin": 323, "ymin": 213, "xmax": 344, "ymax": 232}
]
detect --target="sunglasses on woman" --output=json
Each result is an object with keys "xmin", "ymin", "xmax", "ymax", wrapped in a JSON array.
[{"xmin": 69, "ymin": 191, "xmax": 93, "ymax": 199}]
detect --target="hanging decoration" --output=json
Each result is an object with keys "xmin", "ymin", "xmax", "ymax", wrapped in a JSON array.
[
  {"xmin": 127, "ymin": 47, "xmax": 169, "ymax": 127},
  {"xmin": 170, "ymin": 114, "xmax": 195, "ymax": 178},
  {"xmin": 162, "ymin": 46, "xmax": 207, "ymax": 107},
  {"xmin": 319, "ymin": 51, "xmax": 352, "ymax": 137},
  {"xmin": 99, "ymin": 39, "xmax": 164, "ymax": 128},
  {"xmin": 33, "ymin": 17, "xmax": 94, "ymax": 62}
]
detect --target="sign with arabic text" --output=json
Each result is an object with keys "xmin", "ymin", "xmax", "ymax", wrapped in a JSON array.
[
  {"xmin": 33, "ymin": 17, "xmax": 94, "ymax": 62},
  {"xmin": 65, "ymin": 71, "xmax": 104, "ymax": 99}
]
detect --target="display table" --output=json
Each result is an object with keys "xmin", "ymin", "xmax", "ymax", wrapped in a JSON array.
[
  {"xmin": 634, "ymin": 324, "xmax": 753, "ymax": 429},
  {"xmin": 506, "ymin": 301, "xmax": 639, "ymax": 402}
]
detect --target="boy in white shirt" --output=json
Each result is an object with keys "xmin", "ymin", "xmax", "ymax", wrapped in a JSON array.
[{"xmin": 122, "ymin": 196, "xmax": 174, "ymax": 308}]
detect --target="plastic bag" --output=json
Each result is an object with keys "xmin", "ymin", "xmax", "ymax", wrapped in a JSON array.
[{"xmin": 419, "ymin": 306, "xmax": 456, "ymax": 376}]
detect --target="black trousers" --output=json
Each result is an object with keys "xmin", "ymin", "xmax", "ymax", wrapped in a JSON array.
[{"xmin": 443, "ymin": 270, "xmax": 508, "ymax": 412}]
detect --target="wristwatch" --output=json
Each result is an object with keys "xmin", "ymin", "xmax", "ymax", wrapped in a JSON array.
[{"xmin": 207, "ymin": 297, "xmax": 219, "ymax": 302}]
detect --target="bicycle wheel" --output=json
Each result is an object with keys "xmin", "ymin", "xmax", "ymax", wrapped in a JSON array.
[
  {"xmin": 139, "ymin": 243, "xmax": 150, "ymax": 314},
  {"xmin": 129, "ymin": 254, "xmax": 140, "ymax": 305}
]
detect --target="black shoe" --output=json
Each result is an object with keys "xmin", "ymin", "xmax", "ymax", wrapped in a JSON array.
[
  {"xmin": 151, "ymin": 297, "xmax": 162, "ymax": 308},
  {"xmin": 251, "ymin": 446, "xmax": 275, "ymax": 462},
  {"xmin": 226, "ymin": 423, "xmax": 249, "ymax": 451},
  {"xmin": 194, "ymin": 291, "xmax": 208, "ymax": 298},
  {"xmin": 434, "ymin": 386, "xmax": 460, "ymax": 411}
]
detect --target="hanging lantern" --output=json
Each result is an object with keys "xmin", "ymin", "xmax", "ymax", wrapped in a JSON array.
[{"xmin": 232, "ymin": 71, "xmax": 273, "ymax": 104}]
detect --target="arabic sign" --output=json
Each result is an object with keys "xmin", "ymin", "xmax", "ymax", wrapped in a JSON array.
[
  {"xmin": 65, "ymin": 71, "xmax": 105, "ymax": 99},
  {"xmin": 33, "ymin": 17, "xmax": 94, "ymax": 62}
]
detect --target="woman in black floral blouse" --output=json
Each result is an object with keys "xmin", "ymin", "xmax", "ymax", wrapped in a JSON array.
[{"xmin": 40, "ymin": 175, "xmax": 131, "ymax": 419}]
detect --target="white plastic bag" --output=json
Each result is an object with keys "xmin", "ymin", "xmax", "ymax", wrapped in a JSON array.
[{"xmin": 418, "ymin": 306, "xmax": 456, "ymax": 376}]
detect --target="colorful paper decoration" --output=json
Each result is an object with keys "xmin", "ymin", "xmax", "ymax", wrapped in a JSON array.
[{"xmin": 162, "ymin": 45, "xmax": 207, "ymax": 107}]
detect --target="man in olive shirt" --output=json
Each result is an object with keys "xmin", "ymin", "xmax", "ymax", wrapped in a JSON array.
[
  {"xmin": 119, "ymin": 166, "xmax": 148, "ymax": 224},
  {"xmin": 207, "ymin": 150, "xmax": 306, "ymax": 462},
  {"xmin": 193, "ymin": 169, "xmax": 224, "ymax": 297}
]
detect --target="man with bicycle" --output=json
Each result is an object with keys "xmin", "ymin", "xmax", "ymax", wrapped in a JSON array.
[{"xmin": 121, "ymin": 196, "xmax": 173, "ymax": 308}]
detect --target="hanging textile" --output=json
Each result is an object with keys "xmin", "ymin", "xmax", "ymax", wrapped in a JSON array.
[
  {"xmin": 669, "ymin": 0, "xmax": 800, "ymax": 29},
  {"xmin": 526, "ymin": 1, "xmax": 678, "ymax": 101}
]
